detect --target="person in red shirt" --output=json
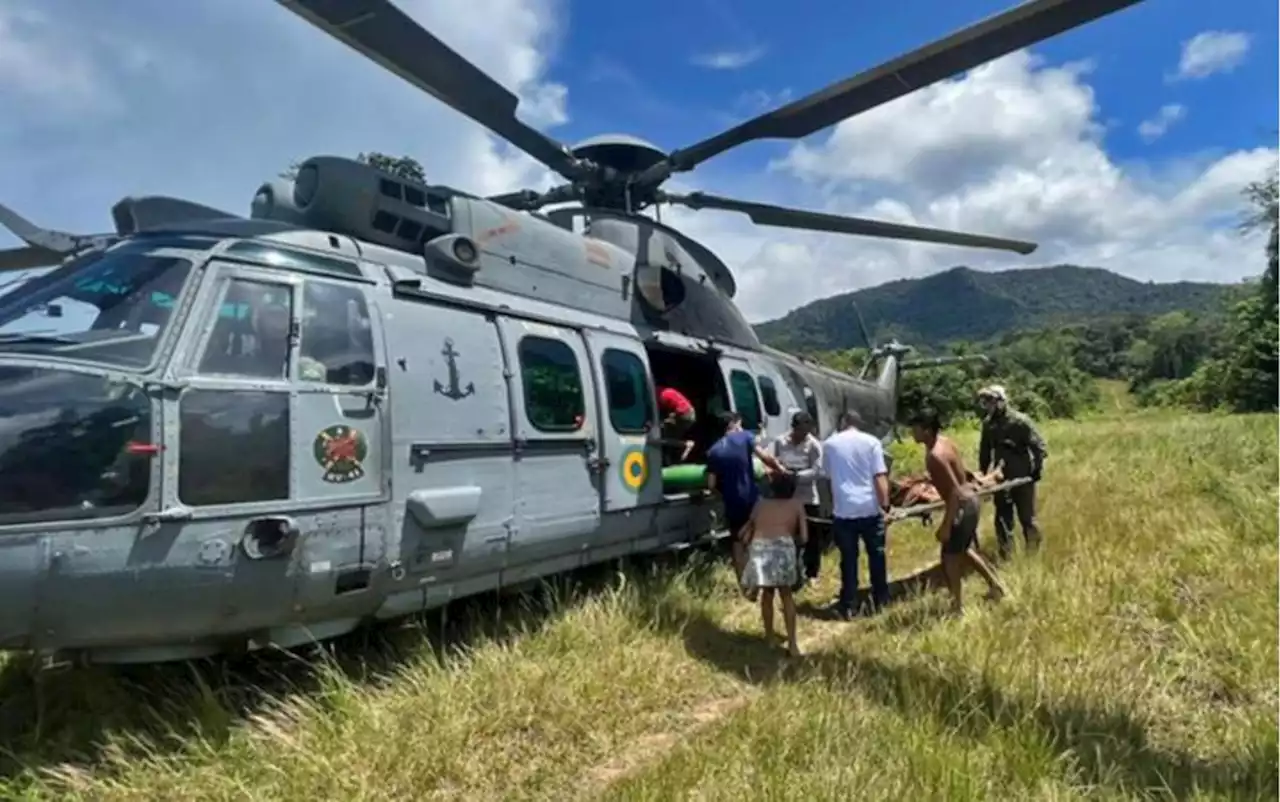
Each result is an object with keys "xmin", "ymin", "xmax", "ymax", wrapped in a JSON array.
[{"xmin": 657, "ymin": 386, "xmax": 697, "ymax": 462}]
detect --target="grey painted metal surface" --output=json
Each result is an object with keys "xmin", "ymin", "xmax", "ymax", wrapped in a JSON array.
[{"xmin": 0, "ymin": 0, "xmax": 1147, "ymax": 663}]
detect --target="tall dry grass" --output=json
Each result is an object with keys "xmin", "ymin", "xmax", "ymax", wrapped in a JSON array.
[{"xmin": 0, "ymin": 410, "xmax": 1274, "ymax": 801}]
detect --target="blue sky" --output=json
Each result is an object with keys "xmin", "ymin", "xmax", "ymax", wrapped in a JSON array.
[{"xmin": 0, "ymin": 0, "xmax": 1275, "ymax": 321}]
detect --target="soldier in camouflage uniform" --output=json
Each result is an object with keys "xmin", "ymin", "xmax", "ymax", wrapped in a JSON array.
[{"xmin": 977, "ymin": 385, "xmax": 1047, "ymax": 559}]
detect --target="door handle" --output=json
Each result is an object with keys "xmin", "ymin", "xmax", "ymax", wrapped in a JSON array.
[{"xmin": 143, "ymin": 506, "xmax": 193, "ymax": 524}]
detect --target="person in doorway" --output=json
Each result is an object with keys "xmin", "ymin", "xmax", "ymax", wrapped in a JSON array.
[
  {"xmin": 768, "ymin": 411, "xmax": 825, "ymax": 581},
  {"xmin": 657, "ymin": 385, "xmax": 697, "ymax": 462},
  {"xmin": 704, "ymin": 411, "xmax": 787, "ymax": 594},
  {"xmin": 977, "ymin": 385, "xmax": 1048, "ymax": 559},
  {"xmin": 821, "ymin": 410, "xmax": 891, "ymax": 618},
  {"xmin": 910, "ymin": 408, "xmax": 1007, "ymax": 615},
  {"xmin": 737, "ymin": 471, "xmax": 808, "ymax": 657}
]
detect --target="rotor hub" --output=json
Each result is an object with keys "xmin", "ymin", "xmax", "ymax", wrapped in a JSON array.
[
  {"xmin": 570, "ymin": 135, "xmax": 667, "ymax": 176},
  {"xmin": 567, "ymin": 135, "xmax": 668, "ymax": 211}
]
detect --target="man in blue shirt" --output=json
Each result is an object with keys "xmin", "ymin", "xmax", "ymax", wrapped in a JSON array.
[
  {"xmin": 705, "ymin": 411, "xmax": 786, "ymax": 583},
  {"xmin": 821, "ymin": 410, "xmax": 892, "ymax": 618}
]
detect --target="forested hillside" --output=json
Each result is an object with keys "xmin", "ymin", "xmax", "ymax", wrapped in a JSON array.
[
  {"xmin": 785, "ymin": 172, "xmax": 1278, "ymax": 424},
  {"xmin": 754, "ymin": 264, "xmax": 1234, "ymax": 352}
]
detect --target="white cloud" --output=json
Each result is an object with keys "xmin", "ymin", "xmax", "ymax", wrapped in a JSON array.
[
  {"xmin": 1137, "ymin": 104, "xmax": 1187, "ymax": 142},
  {"xmin": 0, "ymin": 6, "xmax": 106, "ymax": 111},
  {"xmin": 1171, "ymin": 31, "xmax": 1251, "ymax": 81},
  {"xmin": 0, "ymin": 0, "xmax": 569, "ymax": 236},
  {"xmin": 0, "ymin": 1, "xmax": 1274, "ymax": 336},
  {"xmin": 692, "ymin": 46, "xmax": 767, "ymax": 70},
  {"xmin": 670, "ymin": 50, "xmax": 1275, "ymax": 321}
]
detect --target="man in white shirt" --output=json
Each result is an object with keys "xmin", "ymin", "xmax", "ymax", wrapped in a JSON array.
[
  {"xmin": 768, "ymin": 411, "xmax": 825, "ymax": 581},
  {"xmin": 821, "ymin": 410, "xmax": 891, "ymax": 618}
]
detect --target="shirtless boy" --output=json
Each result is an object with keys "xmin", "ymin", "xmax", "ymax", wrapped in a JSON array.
[
  {"xmin": 908, "ymin": 410, "xmax": 1007, "ymax": 614},
  {"xmin": 738, "ymin": 471, "xmax": 808, "ymax": 656}
]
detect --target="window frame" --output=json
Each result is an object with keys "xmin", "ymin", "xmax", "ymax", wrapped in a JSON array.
[
  {"xmin": 601, "ymin": 347, "xmax": 654, "ymax": 435},
  {"xmin": 757, "ymin": 375, "xmax": 781, "ymax": 417},
  {"xmin": 0, "ymin": 371, "xmax": 155, "ymax": 529},
  {"xmin": 187, "ymin": 269, "xmax": 301, "ymax": 383},
  {"xmin": 516, "ymin": 335, "xmax": 587, "ymax": 433},
  {"xmin": 177, "ymin": 388, "xmax": 292, "ymax": 508},
  {"xmin": 729, "ymin": 369, "xmax": 763, "ymax": 432},
  {"xmin": 296, "ymin": 277, "xmax": 377, "ymax": 387}
]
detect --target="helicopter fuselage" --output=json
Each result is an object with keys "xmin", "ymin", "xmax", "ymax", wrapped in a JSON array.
[{"xmin": 0, "ymin": 173, "xmax": 901, "ymax": 665}]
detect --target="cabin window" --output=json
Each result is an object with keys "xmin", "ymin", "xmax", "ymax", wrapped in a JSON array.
[
  {"xmin": 757, "ymin": 376, "xmax": 781, "ymax": 417},
  {"xmin": 602, "ymin": 348, "xmax": 654, "ymax": 434},
  {"xmin": 298, "ymin": 280, "xmax": 376, "ymax": 385},
  {"xmin": 518, "ymin": 336, "xmax": 585, "ymax": 432},
  {"xmin": 178, "ymin": 390, "xmax": 290, "ymax": 506},
  {"xmin": 729, "ymin": 369, "xmax": 763, "ymax": 432},
  {"xmin": 803, "ymin": 388, "xmax": 820, "ymax": 431},
  {"xmin": 197, "ymin": 277, "xmax": 295, "ymax": 381}
]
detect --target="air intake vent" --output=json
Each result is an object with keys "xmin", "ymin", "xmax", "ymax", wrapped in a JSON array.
[{"xmin": 250, "ymin": 156, "xmax": 456, "ymax": 257}]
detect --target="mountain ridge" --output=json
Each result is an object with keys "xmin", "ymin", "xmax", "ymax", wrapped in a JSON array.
[{"xmin": 752, "ymin": 265, "xmax": 1236, "ymax": 351}]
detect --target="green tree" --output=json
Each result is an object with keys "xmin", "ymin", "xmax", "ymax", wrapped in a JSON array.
[{"xmin": 279, "ymin": 152, "xmax": 428, "ymax": 183}]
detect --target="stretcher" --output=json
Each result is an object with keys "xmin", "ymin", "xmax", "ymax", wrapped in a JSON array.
[{"xmin": 807, "ymin": 476, "xmax": 1034, "ymax": 526}]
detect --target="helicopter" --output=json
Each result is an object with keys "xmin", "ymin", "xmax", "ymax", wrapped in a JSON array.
[{"xmin": 0, "ymin": 0, "xmax": 1146, "ymax": 665}]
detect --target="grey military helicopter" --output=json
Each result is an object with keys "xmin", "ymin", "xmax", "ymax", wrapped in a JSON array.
[{"xmin": 0, "ymin": 0, "xmax": 1145, "ymax": 665}]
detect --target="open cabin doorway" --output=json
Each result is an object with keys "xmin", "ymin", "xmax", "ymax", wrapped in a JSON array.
[{"xmin": 644, "ymin": 344, "xmax": 730, "ymax": 468}]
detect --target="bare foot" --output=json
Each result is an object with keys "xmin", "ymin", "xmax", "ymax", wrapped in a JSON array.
[
  {"xmin": 786, "ymin": 642, "xmax": 801, "ymax": 658},
  {"xmin": 984, "ymin": 586, "xmax": 1008, "ymax": 603}
]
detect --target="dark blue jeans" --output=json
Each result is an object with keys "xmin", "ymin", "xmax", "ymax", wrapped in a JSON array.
[{"xmin": 833, "ymin": 514, "xmax": 888, "ymax": 612}]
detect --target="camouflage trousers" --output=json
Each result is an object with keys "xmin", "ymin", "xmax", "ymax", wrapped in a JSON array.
[{"xmin": 993, "ymin": 482, "xmax": 1041, "ymax": 558}]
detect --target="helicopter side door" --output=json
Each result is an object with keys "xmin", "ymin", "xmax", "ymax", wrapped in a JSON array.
[
  {"xmin": 288, "ymin": 274, "xmax": 388, "ymax": 611},
  {"xmin": 167, "ymin": 263, "xmax": 306, "ymax": 636},
  {"xmin": 582, "ymin": 330, "xmax": 663, "ymax": 518},
  {"xmin": 496, "ymin": 318, "xmax": 602, "ymax": 583}
]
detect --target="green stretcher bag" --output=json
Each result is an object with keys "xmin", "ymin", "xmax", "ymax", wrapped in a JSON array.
[{"xmin": 661, "ymin": 458, "xmax": 766, "ymax": 493}]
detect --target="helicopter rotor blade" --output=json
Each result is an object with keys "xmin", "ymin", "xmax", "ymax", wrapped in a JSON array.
[
  {"xmin": 274, "ymin": 0, "xmax": 585, "ymax": 181},
  {"xmin": 663, "ymin": 191, "xmax": 1038, "ymax": 255},
  {"xmin": 641, "ymin": 0, "xmax": 1146, "ymax": 183},
  {"xmin": 0, "ymin": 202, "xmax": 115, "ymax": 272},
  {"xmin": 0, "ymin": 246, "xmax": 61, "ymax": 272}
]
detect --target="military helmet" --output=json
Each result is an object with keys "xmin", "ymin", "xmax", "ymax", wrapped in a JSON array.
[{"xmin": 978, "ymin": 384, "xmax": 1007, "ymax": 402}]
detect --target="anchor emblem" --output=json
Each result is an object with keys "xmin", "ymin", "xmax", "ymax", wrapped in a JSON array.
[{"xmin": 433, "ymin": 338, "xmax": 475, "ymax": 400}]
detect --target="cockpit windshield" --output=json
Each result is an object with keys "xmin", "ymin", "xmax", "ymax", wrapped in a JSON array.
[{"xmin": 0, "ymin": 237, "xmax": 201, "ymax": 369}]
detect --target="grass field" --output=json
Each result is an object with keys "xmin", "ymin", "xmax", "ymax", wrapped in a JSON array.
[{"xmin": 0, "ymin": 408, "xmax": 1275, "ymax": 801}]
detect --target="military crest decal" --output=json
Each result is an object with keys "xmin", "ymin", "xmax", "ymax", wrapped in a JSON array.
[{"xmin": 313, "ymin": 424, "xmax": 368, "ymax": 483}]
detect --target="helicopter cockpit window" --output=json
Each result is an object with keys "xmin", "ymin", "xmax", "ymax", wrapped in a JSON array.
[
  {"xmin": 757, "ymin": 376, "xmax": 782, "ymax": 417},
  {"xmin": 517, "ymin": 336, "xmax": 585, "ymax": 432},
  {"xmin": 728, "ymin": 369, "xmax": 763, "ymax": 433},
  {"xmin": 0, "ymin": 242, "xmax": 195, "ymax": 369},
  {"xmin": 602, "ymin": 348, "xmax": 654, "ymax": 434},
  {"xmin": 299, "ymin": 281, "xmax": 375, "ymax": 386},
  {"xmin": 197, "ymin": 278, "xmax": 294, "ymax": 380},
  {"xmin": 0, "ymin": 367, "xmax": 152, "ymax": 526}
]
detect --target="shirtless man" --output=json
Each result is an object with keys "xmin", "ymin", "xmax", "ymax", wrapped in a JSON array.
[
  {"xmin": 908, "ymin": 409, "xmax": 1007, "ymax": 615},
  {"xmin": 738, "ymin": 471, "xmax": 808, "ymax": 656}
]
